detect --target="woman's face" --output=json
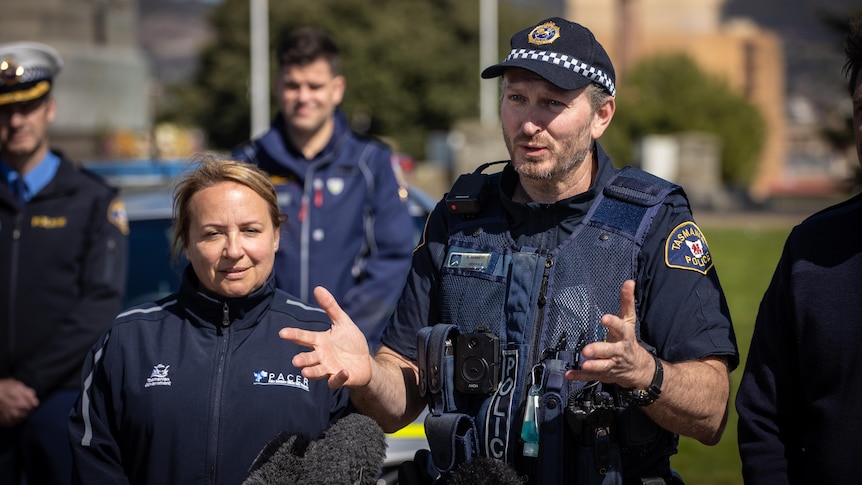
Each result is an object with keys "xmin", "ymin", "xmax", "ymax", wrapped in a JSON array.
[{"xmin": 185, "ymin": 181, "xmax": 279, "ymax": 298}]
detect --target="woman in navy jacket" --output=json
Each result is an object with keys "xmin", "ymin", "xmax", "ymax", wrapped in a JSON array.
[{"xmin": 68, "ymin": 157, "xmax": 351, "ymax": 484}]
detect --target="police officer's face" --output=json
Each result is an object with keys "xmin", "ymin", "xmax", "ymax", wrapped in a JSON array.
[
  {"xmin": 185, "ymin": 181, "xmax": 279, "ymax": 298},
  {"xmin": 500, "ymin": 69, "xmax": 613, "ymax": 184},
  {"xmin": 276, "ymin": 58, "xmax": 345, "ymax": 141},
  {"xmin": 0, "ymin": 96, "xmax": 55, "ymax": 171}
]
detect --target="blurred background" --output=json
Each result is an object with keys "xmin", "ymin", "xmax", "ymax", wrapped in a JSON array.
[
  {"xmin": 3, "ymin": 1, "xmax": 861, "ymax": 483},
  {"xmin": 3, "ymin": 0, "xmax": 861, "ymax": 208}
]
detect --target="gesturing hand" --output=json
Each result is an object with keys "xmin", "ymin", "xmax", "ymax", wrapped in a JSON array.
[
  {"xmin": 565, "ymin": 280, "xmax": 655, "ymax": 389},
  {"xmin": 279, "ymin": 286, "xmax": 373, "ymax": 390}
]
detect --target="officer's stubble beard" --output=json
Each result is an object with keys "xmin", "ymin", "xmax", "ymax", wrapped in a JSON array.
[{"xmin": 505, "ymin": 113, "xmax": 594, "ymax": 182}]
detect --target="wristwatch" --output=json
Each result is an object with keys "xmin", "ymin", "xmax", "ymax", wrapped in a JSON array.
[{"xmin": 623, "ymin": 353, "xmax": 663, "ymax": 406}]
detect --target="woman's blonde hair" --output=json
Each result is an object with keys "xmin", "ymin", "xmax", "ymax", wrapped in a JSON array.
[{"xmin": 170, "ymin": 154, "xmax": 283, "ymax": 261}]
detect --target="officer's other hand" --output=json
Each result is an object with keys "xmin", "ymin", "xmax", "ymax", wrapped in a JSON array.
[
  {"xmin": 0, "ymin": 378, "xmax": 39, "ymax": 426},
  {"xmin": 565, "ymin": 280, "xmax": 655, "ymax": 389},
  {"xmin": 279, "ymin": 286, "xmax": 372, "ymax": 390}
]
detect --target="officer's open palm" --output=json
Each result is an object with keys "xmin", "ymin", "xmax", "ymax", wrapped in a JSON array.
[
  {"xmin": 279, "ymin": 286, "xmax": 373, "ymax": 390},
  {"xmin": 566, "ymin": 280, "xmax": 654, "ymax": 389}
]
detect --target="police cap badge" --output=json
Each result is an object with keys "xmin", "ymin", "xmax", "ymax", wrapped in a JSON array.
[
  {"xmin": 481, "ymin": 17, "xmax": 616, "ymax": 97},
  {"xmin": 0, "ymin": 42, "xmax": 63, "ymax": 106}
]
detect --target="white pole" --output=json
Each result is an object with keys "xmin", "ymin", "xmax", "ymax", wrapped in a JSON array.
[
  {"xmin": 250, "ymin": 0, "xmax": 270, "ymax": 139},
  {"xmin": 479, "ymin": 0, "xmax": 498, "ymax": 128}
]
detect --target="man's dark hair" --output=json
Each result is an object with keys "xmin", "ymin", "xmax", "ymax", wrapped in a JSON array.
[
  {"xmin": 276, "ymin": 27, "xmax": 341, "ymax": 75},
  {"xmin": 843, "ymin": 15, "xmax": 862, "ymax": 95}
]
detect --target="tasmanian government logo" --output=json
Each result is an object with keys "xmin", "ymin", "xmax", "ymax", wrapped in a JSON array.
[
  {"xmin": 665, "ymin": 221, "xmax": 713, "ymax": 274},
  {"xmin": 253, "ymin": 369, "xmax": 309, "ymax": 392},
  {"xmin": 145, "ymin": 364, "xmax": 172, "ymax": 388}
]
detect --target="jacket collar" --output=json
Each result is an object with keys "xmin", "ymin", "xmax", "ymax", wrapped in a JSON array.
[
  {"xmin": 258, "ymin": 108, "xmax": 351, "ymax": 164},
  {"xmin": 178, "ymin": 265, "xmax": 275, "ymax": 331}
]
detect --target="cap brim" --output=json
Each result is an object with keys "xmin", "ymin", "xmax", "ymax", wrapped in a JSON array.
[
  {"xmin": 481, "ymin": 60, "xmax": 590, "ymax": 91},
  {"xmin": 0, "ymin": 80, "xmax": 51, "ymax": 106}
]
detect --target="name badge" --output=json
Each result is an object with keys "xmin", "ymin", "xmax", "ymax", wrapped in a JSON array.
[{"xmin": 447, "ymin": 252, "xmax": 492, "ymax": 271}]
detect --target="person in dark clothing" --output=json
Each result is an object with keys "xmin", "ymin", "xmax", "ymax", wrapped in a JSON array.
[
  {"xmin": 736, "ymin": 15, "xmax": 862, "ymax": 484},
  {"xmin": 279, "ymin": 18, "xmax": 738, "ymax": 484},
  {"xmin": 0, "ymin": 41, "xmax": 128, "ymax": 485},
  {"xmin": 233, "ymin": 28, "xmax": 414, "ymax": 347},
  {"xmin": 68, "ymin": 157, "xmax": 354, "ymax": 485}
]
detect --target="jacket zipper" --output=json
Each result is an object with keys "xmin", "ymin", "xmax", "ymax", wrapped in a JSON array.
[
  {"xmin": 6, "ymin": 211, "xmax": 23, "ymax": 362},
  {"xmin": 207, "ymin": 302, "xmax": 231, "ymax": 482},
  {"xmin": 299, "ymin": 153, "xmax": 337, "ymax": 301}
]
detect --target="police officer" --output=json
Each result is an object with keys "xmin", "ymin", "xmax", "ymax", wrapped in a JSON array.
[
  {"xmin": 0, "ymin": 41, "xmax": 128, "ymax": 484},
  {"xmin": 280, "ymin": 18, "xmax": 739, "ymax": 484},
  {"xmin": 233, "ymin": 28, "xmax": 414, "ymax": 348}
]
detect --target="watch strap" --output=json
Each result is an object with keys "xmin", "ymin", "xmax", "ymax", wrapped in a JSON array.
[{"xmin": 624, "ymin": 352, "xmax": 663, "ymax": 406}]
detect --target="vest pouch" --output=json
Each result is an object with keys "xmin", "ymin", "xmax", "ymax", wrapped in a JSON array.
[
  {"xmin": 424, "ymin": 412, "xmax": 479, "ymax": 474},
  {"xmin": 417, "ymin": 324, "xmax": 459, "ymax": 414},
  {"xmin": 565, "ymin": 383, "xmax": 623, "ymax": 485}
]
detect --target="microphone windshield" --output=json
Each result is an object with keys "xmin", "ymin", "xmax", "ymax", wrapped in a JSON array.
[
  {"xmin": 299, "ymin": 413, "xmax": 387, "ymax": 485},
  {"xmin": 244, "ymin": 432, "xmax": 310, "ymax": 485},
  {"xmin": 449, "ymin": 457, "xmax": 525, "ymax": 485}
]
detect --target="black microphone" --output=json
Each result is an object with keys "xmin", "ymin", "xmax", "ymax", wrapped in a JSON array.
[
  {"xmin": 299, "ymin": 413, "xmax": 387, "ymax": 485},
  {"xmin": 243, "ymin": 431, "xmax": 310, "ymax": 485},
  {"xmin": 448, "ymin": 457, "xmax": 525, "ymax": 485},
  {"xmin": 243, "ymin": 413, "xmax": 386, "ymax": 485}
]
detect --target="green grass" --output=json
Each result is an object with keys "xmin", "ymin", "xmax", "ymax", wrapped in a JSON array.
[{"xmin": 670, "ymin": 221, "xmax": 795, "ymax": 484}]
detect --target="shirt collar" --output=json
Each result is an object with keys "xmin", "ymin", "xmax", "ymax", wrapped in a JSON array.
[{"xmin": 1, "ymin": 151, "xmax": 61, "ymax": 202}]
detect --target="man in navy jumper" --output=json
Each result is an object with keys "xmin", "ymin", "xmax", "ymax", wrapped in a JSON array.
[
  {"xmin": 233, "ymin": 28, "xmax": 414, "ymax": 347},
  {"xmin": 736, "ymin": 15, "xmax": 862, "ymax": 484}
]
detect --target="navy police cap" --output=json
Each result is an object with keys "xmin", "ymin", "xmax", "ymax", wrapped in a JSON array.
[
  {"xmin": 481, "ymin": 17, "xmax": 616, "ymax": 97},
  {"xmin": 0, "ymin": 41, "xmax": 63, "ymax": 106}
]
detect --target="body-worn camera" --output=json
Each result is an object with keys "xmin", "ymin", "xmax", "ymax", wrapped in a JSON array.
[{"xmin": 454, "ymin": 327, "xmax": 500, "ymax": 394}]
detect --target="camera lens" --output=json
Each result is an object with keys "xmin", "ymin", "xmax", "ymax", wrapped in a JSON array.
[
  {"xmin": 461, "ymin": 355, "xmax": 487, "ymax": 383},
  {"xmin": 468, "ymin": 337, "xmax": 480, "ymax": 349}
]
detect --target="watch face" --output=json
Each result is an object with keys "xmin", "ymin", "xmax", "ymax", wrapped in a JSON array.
[{"xmin": 625, "ymin": 388, "xmax": 657, "ymax": 406}]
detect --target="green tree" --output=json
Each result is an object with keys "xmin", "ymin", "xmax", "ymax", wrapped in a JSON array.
[
  {"xmin": 602, "ymin": 54, "xmax": 766, "ymax": 186},
  {"xmin": 163, "ymin": 0, "xmax": 545, "ymax": 157}
]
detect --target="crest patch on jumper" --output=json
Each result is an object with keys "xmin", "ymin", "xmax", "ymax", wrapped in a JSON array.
[
  {"xmin": 326, "ymin": 177, "xmax": 344, "ymax": 196},
  {"xmin": 528, "ymin": 21, "xmax": 561, "ymax": 45},
  {"xmin": 145, "ymin": 364, "xmax": 172, "ymax": 388},
  {"xmin": 665, "ymin": 221, "xmax": 713, "ymax": 274}
]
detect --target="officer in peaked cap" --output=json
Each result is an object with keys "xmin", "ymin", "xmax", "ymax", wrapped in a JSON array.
[
  {"xmin": 0, "ymin": 41, "xmax": 63, "ymax": 107},
  {"xmin": 0, "ymin": 40, "xmax": 128, "ymax": 485}
]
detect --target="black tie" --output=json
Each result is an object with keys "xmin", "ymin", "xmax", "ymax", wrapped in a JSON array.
[{"xmin": 12, "ymin": 177, "xmax": 27, "ymax": 205}]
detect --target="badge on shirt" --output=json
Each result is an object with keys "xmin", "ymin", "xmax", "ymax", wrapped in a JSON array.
[
  {"xmin": 664, "ymin": 221, "xmax": 713, "ymax": 274},
  {"xmin": 447, "ymin": 252, "xmax": 492, "ymax": 271},
  {"xmin": 326, "ymin": 177, "xmax": 344, "ymax": 196}
]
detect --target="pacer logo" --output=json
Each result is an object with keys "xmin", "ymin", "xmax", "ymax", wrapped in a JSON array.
[
  {"xmin": 253, "ymin": 369, "xmax": 309, "ymax": 392},
  {"xmin": 665, "ymin": 221, "xmax": 714, "ymax": 274}
]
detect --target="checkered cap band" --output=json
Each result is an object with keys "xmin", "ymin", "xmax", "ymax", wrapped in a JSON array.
[
  {"xmin": 506, "ymin": 48, "xmax": 616, "ymax": 97},
  {"xmin": 0, "ymin": 65, "xmax": 54, "ymax": 86}
]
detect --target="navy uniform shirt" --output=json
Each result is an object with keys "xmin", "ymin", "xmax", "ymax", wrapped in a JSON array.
[{"xmin": 384, "ymin": 146, "xmax": 739, "ymax": 372}]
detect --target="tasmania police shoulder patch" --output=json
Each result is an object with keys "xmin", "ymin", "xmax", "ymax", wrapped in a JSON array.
[
  {"xmin": 108, "ymin": 197, "xmax": 129, "ymax": 236},
  {"xmin": 664, "ymin": 221, "xmax": 713, "ymax": 274}
]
